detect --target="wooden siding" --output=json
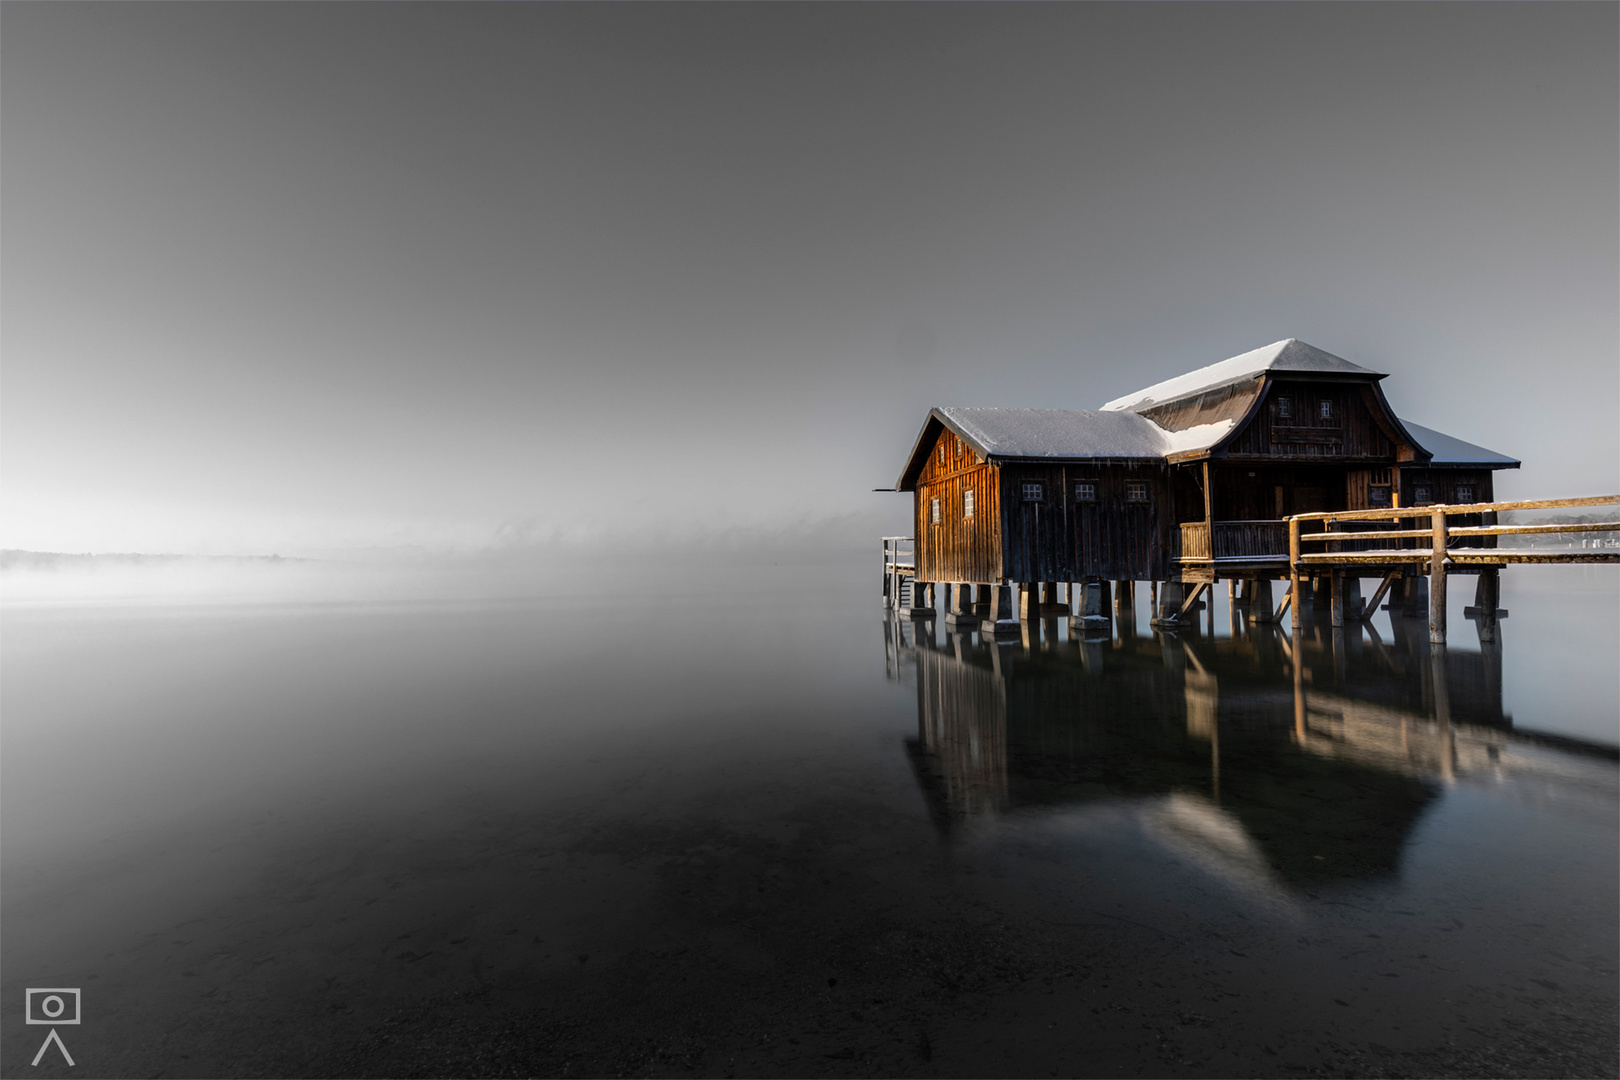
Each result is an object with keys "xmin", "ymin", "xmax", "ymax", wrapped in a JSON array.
[
  {"xmin": 1001, "ymin": 463, "xmax": 1169, "ymax": 582},
  {"xmin": 914, "ymin": 427, "xmax": 1002, "ymax": 583},
  {"xmin": 1220, "ymin": 379, "xmax": 1401, "ymax": 462}
]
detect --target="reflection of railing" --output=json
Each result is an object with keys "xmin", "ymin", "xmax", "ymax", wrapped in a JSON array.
[{"xmin": 1286, "ymin": 494, "xmax": 1620, "ymax": 644}]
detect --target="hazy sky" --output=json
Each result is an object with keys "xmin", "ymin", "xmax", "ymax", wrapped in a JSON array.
[{"xmin": 3, "ymin": 3, "xmax": 1615, "ymax": 555}]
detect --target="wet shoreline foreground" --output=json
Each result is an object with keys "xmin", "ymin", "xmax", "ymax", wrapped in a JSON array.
[{"xmin": 2, "ymin": 572, "xmax": 1616, "ymax": 1078}]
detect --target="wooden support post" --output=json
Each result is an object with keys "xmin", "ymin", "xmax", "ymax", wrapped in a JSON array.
[
  {"xmin": 991, "ymin": 583, "xmax": 1021, "ymax": 636},
  {"xmin": 1430, "ymin": 510, "xmax": 1449, "ymax": 645},
  {"xmin": 1288, "ymin": 516, "xmax": 1303, "ymax": 632},
  {"xmin": 1072, "ymin": 579, "xmax": 1112, "ymax": 634},
  {"xmin": 1018, "ymin": 582, "xmax": 1040, "ymax": 622},
  {"xmin": 1330, "ymin": 569, "xmax": 1344, "ymax": 628},
  {"xmin": 945, "ymin": 583, "xmax": 979, "ymax": 630},
  {"xmin": 1151, "ymin": 581, "xmax": 1185, "ymax": 629},
  {"xmin": 1474, "ymin": 567, "xmax": 1500, "ymax": 643},
  {"xmin": 1114, "ymin": 580, "xmax": 1137, "ymax": 640},
  {"xmin": 1114, "ymin": 580, "xmax": 1134, "ymax": 622},
  {"xmin": 1248, "ymin": 579, "xmax": 1275, "ymax": 624},
  {"xmin": 909, "ymin": 579, "xmax": 936, "ymax": 618}
]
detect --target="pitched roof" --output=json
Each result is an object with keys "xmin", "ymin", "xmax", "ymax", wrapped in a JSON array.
[
  {"xmin": 1400, "ymin": 421, "xmax": 1520, "ymax": 467},
  {"xmin": 937, "ymin": 407, "xmax": 1170, "ymax": 459},
  {"xmin": 1102, "ymin": 339, "xmax": 1384, "ymax": 414},
  {"xmin": 895, "ymin": 406, "xmax": 1237, "ymax": 489}
]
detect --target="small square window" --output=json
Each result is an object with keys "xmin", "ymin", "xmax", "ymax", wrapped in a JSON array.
[
  {"xmin": 1413, "ymin": 485, "xmax": 1432, "ymax": 505},
  {"xmin": 1022, "ymin": 482, "xmax": 1044, "ymax": 502},
  {"xmin": 1275, "ymin": 397, "xmax": 1292, "ymax": 419},
  {"xmin": 1319, "ymin": 399, "xmax": 1334, "ymax": 420},
  {"xmin": 1455, "ymin": 485, "xmax": 1474, "ymax": 504},
  {"xmin": 1369, "ymin": 486, "xmax": 1391, "ymax": 507},
  {"xmin": 963, "ymin": 490, "xmax": 974, "ymax": 518},
  {"xmin": 930, "ymin": 498, "xmax": 941, "ymax": 524},
  {"xmin": 1125, "ymin": 481, "xmax": 1149, "ymax": 503},
  {"xmin": 1075, "ymin": 481, "xmax": 1097, "ymax": 502}
]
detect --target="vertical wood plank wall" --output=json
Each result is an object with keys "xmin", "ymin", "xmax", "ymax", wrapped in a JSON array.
[
  {"xmin": 915, "ymin": 427, "xmax": 1003, "ymax": 583},
  {"xmin": 1000, "ymin": 462, "xmax": 1169, "ymax": 583}
]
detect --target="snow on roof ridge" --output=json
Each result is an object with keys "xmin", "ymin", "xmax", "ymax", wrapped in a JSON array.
[{"xmin": 1101, "ymin": 339, "xmax": 1382, "ymax": 414}]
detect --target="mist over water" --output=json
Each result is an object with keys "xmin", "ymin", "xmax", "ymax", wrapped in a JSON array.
[{"xmin": 1, "ymin": 557, "xmax": 1614, "ymax": 1076}]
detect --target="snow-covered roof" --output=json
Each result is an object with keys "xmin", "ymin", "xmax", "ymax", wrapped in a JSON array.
[
  {"xmin": 1400, "ymin": 421, "xmax": 1519, "ymax": 467},
  {"xmin": 895, "ymin": 406, "xmax": 1242, "ymax": 487},
  {"xmin": 1102, "ymin": 339, "xmax": 1384, "ymax": 413},
  {"xmin": 937, "ymin": 407, "xmax": 1171, "ymax": 460}
]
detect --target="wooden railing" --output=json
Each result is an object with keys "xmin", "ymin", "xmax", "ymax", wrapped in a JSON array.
[
  {"xmin": 1214, "ymin": 520, "xmax": 1289, "ymax": 558},
  {"xmin": 1286, "ymin": 495, "xmax": 1620, "ymax": 643},
  {"xmin": 1179, "ymin": 522, "xmax": 1211, "ymax": 560},
  {"xmin": 1177, "ymin": 520, "xmax": 1291, "ymax": 561}
]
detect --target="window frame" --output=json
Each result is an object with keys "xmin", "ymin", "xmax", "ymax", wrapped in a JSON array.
[
  {"xmin": 1275, "ymin": 396, "xmax": 1293, "ymax": 420},
  {"xmin": 930, "ymin": 497, "xmax": 941, "ymax": 525},
  {"xmin": 1074, "ymin": 480, "xmax": 1098, "ymax": 503},
  {"xmin": 1124, "ymin": 481, "xmax": 1150, "ymax": 504},
  {"xmin": 963, "ymin": 489, "xmax": 974, "ymax": 518},
  {"xmin": 1318, "ymin": 398, "xmax": 1335, "ymax": 421},
  {"xmin": 1021, "ymin": 481, "xmax": 1045, "ymax": 503}
]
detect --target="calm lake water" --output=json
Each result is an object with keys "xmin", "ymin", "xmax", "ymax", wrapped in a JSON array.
[{"xmin": 2, "ymin": 558, "xmax": 1616, "ymax": 1077}]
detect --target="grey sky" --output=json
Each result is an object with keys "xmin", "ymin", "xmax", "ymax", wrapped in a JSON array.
[{"xmin": 3, "ymin": 3, "xmax": 1614, "ymax": 554}]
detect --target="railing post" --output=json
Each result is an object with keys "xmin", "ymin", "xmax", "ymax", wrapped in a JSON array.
[
  {"xmin": 1288, "ymin": 516, "xmax": 1303, "ymax": 632},
  {"xmin": 1429, "ymin": 509, "xmax": 1449, "ymax": 644}
]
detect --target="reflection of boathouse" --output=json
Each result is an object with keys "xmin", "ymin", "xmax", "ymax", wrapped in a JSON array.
[{"xmin": 888, "ymin": 613, "xmax": 1613, "ymax": 893}]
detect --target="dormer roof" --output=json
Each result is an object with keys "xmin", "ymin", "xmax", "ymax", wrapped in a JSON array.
[{"xmin": 1102, "ymin": 339, "xmax": 1384, "ymax": 414}]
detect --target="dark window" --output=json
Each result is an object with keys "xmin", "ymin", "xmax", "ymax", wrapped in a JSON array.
[
  {"xmin": 1413, "ymin": 485, "xmax": 1432, "ymax": 505},
  {"xmin": 1125, "ymin": 481, "xmax": 1149, "ymax": 503},
  {"xmin": 1075, "ymin": 481, "xmax": 1097, "ymax": 502},
  {"xmin": 1319, "ymin": 399, "xmax": 1334, "ymax": 420},
  {"xmin": 1022, "ymin": 482, "xmax": 1044, "ymax": 502},
  {"xmin": 1275, "ymin": 397, "xmax": 1292, "ymax": 419},
  {"xmin": 1456, "ymin": 485, "xmax": 1474, "ymax": 504},
  {"xmin": 1369, "ymin": 486, "xmax": 1392, "ymax": 507},
  {"xmin": 963, "ymin": 490, "xmax": 974, "ymax": 518}
]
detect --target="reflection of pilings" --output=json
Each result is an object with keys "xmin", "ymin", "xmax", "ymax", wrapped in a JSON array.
[
  {"xmin": 1430, "ymin": 644, "xmax": 1456, "ymax": 783},
  {"xmin": 915, "ymin": 645, "xmax": 1009, "ymax": 818},
  {"xmin": 1293, "ymin": 644, "xmax": 1306, "ymax": 743}
]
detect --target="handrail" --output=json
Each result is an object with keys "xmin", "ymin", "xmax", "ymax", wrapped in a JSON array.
[{"xmin": 1289, "ymin": 494, "xmax": 1618, "ymax": 524}]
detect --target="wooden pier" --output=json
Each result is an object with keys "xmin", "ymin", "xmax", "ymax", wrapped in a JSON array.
[
  {"xmin": 1286, "ymin": 494, "xmax": 1620, "ymax": 643},
  {"xmin": 885, "ymin": 495, "xmax": 1619, "ymax": 646}
]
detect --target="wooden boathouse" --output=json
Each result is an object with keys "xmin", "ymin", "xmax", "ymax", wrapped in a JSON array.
[{"xmin": 883, "ymin": 338, "xmax": 1615, "ymax": 639}]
